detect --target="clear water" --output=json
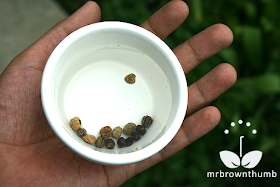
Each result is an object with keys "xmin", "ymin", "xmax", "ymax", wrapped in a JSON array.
[{"xmin": 62, "ymin": 45, "xmax": 172, "ymax": 152}]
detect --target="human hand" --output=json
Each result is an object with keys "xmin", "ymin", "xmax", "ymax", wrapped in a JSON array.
[{"xmin": 0, "ymin": 1, "xmax": 236, "ymax": 186}]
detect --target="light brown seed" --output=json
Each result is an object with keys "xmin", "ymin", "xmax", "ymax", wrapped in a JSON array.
[
  {"xmin": 123, "ymin": 123, "xmax": 136, "ymax": 135},
  {"xmin": 70, "ymin": 117, "xmax": 81, "ymax": 131},
  {"xmin": 82, "ymin": 135, "xmax": 96, "ymax": 144},
  {"xmin": 112, "ymin": 126, "xmax": 122, "ymax": 139}
]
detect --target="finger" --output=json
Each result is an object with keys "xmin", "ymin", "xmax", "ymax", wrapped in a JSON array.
[
  {"xmin": 135, "ymin": 106, "xmax": 221, "ymax": 173},
  {"xmin": 187, "ymin": 63, "xmax": 237, "ymax": 116},
  {"xmin": 13, "ymin": 1, "xmax": 101, "ymax": 70},
  {"xmin": 135, "ymin": 63, "xmax": 236, "ymax": 174},
  {"xmin": 141, "ymin": 0, "xmax": 189, "ymax": 40},
  {"xmin": 173, "ymin": 24, "xmax": 234, "ymax": 74}
]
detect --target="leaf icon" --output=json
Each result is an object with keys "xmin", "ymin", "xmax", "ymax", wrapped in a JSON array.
[
  {"xmin": 241, "ymin": 150, "xmax": 262, "ymax": 169},
  {"xmin": 219, "ymin": 150, "xmax": 240, "ymax": 169}
]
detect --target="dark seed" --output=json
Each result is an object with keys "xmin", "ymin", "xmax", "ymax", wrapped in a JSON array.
[
  {"xmin": 136, "ymin": 125, "xmax": 146, "ymax": 135},
  {"xmin": 125, "ymin": 137, "xmax": 133, "ymax": 146},
  {"xmin": 131, "ymin": 131, "xmax": 141, "ymax": 141},
  {"xmin": 142, "ymin": 115, "xmax": 153, "ymax": 128},
  {"xmin": 105, "ymin": 139, "xmax": 115, "ymax": 149},
  {"xmin": 117, "ymin": 137, "xmax": 126, "ymax": 148},
  {"xmin": 77, "ymin": 128, "xmax": 87, "ymax": 137}
]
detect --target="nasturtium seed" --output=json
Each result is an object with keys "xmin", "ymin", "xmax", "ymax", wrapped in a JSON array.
[
  {"xmin": 112, "ymin": 126, "xmax": 122, "ymax": 139},
  {"xmin": 100, "ymin": 126, "xmax": 113, "ymax": 138},
  {"xmin": 70, "ymin": 117, "xmax": 81, "ymax": 131},
  {"xmin": 123, "ymin": 123, "xmax": 136, "ymax": 135},
  {"xmin": 136, "ymin": 125, "xmax": 146, "ymax": 135},
  {"xmin": 142, "ymin": 115, "xmax": 153, "ymax": 128},
  {"xmin": 131, "ymin": 131, "xmax": 141, "ymax": 141},
  {"xmin": 125, "ymin": 137, "xmax": 133, "ymax": 146},
  {"xmin": 95, "ymin": 136, "xmax": 105, "ymax": 148},
  {"xmin": 124, "ymin": 73, "xmax": 136, "ymax": 84},
  {"xmin": 77, "ymin": 128, "xmax": 87, "ymax": 137},
  {"xmin": 82, "ymin": 135, "xmax": 96, "ymax": 144},
  {"xmin": 105, "ymin": 139, "xmax": 115, "ymax": 149},
  {"xmin": 117, "ymin": 137, "xmax": 126, "ymax": 148}
]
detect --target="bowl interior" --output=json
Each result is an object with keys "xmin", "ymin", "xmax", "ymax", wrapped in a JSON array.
[{"xmin": 42, "ymin": 22, "xmax": 187, "ymax": 164}]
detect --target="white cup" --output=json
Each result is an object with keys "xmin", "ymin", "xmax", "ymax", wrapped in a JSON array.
[{"xmin": 41, "ymin": 21, "xmax": 188, "ymax": 165}]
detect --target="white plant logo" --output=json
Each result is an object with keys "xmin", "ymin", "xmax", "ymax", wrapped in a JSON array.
[{"xmin": 219, "ymin": 120, "xmax": 262, "ymax": 169}]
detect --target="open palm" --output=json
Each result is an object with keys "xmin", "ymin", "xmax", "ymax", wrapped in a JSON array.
[{"xmin": 0, "ymin": 1, "xmax": 236, "ymax": 186}]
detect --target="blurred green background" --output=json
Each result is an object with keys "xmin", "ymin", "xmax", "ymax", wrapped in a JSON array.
[{"xmin": 55, "ymin": 0, "xmax": 280, "ymax": 186}]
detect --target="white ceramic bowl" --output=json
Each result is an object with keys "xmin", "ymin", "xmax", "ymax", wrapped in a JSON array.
[{"xmin": 41, "ymin": 21, "xmax": 188, "ymax": 165}]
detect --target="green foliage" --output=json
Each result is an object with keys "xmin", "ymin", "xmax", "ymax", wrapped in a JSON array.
[{"xmin": 55, "ymin": 0, "xmax": 280, "ymax": 186}]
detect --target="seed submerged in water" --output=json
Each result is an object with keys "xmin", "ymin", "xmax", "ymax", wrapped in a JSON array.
[
  {"xmin": 123, "ymin": 123, "xmax": 136, "ymax": 135},
  {"xmin": 112, "ymin": 126, "xmax": 122, "ymax": 139},
  {"xmin": 136, "ymin": 125, "xmax": 146, "ymax": 135},
  {"xmin": 95, "ymin": 136, "xmax": 105, "ymax": 148},
  {"xmin": 70, "ymin": 117, "xmax": 81, "ymax": 131},
  {"xmin": 131, "ymin": 131, "xmax": 141, "ymax": 141},
  {"xmin": 124, "ymin": 73, "xmax": 136, "ymax": 84},
  {"xmin": 125, "ymin": 137, "xmax": 133, "ymax": 146},
  {"xmin": 142, "ymin": 115, "xmax": 153, "ymax": 128},
  {"xmin": 105, "ymin": 139, "xmax": 115, "ymax": 149},
  {"xmin": 69, "ymin": 115, "xmax": 154, "ymax": 150},
  {"xmin": 82, "ymin": 135, "xmax": 96, "ymax": 144},
  {"xmin": 77, "ymin": 128, "xmax": 87, "ymax": 137},
  {"xmin": 117, "ymin": 137, "xmax": 126, "ymax": 148},
  {"xmin": 100, "ymin": 126, "xmax": 113, "ymax": 138}
]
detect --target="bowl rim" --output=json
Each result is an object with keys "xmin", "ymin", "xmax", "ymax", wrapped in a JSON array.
[{"xmin": 41, "ymin": 21, "xmax": 188, "ymax": 165}]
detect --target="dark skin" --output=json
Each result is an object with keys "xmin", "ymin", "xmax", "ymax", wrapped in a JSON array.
[{"xmin": 0, "ymin": 1, "xmax": 237, "ymax": 186}]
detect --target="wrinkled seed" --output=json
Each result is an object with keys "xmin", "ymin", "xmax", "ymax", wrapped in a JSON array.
[
  {"xmin": 112, "ymin": 126, "xmax": 122, "ymax": 139},
  {"xmin": 117, "ymin": 137, "xmax": 126, "ymax": 148},
  {"xmin": 77, "ymin": 128, "xmax": 87, "ymax": 137},
  {"xmin": 124, "ymin": 73, "xmax": 136, "ymax": 84},
  {"xmin": 131, "ymin": 131, "xmax": 141, "ymax": 141},
  {"xmin": 142, "ymin": 115, "xmax": 153, "ymax": 128},
  {"xmin": 123, "ymin": 123, "xmax": 136, "ymax": 135},
  {"xmin": 136, "ymin": 125, "xmax": 146, "ymax": 135},
  {"xmin": 105, "ymin": 139, "xmax": 115, "ymax": 149},
  {"xmin": 125, "ymin": 137, "xmax": 133, "ymax": 146},
  {"xmin": 70, "ymin": 117, "xmax": 81, "ymax": 131},
  {"xmin": 95, "ymin": 136, "xmax": 105, "ymax": 148},
  {"xmin": 100, "ymin": 126, "xmax": 113, "ymax": 138},
  {"xmin": 82, "ymin": 135, "xmax": 96, "ymax": 144}
]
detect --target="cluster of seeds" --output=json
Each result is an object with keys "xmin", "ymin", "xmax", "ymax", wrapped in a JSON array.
[
  {"xmin": 116, "ymin": 117, "xmax": 152, "ymax": 148},
  {"xmin": 70, "ymin": 117, "xmax": 96, "ymax": 144},
  {"xmin": 69, "ymin": 115, "xmax": 153, "ymax": 149},
  {"xmin": 96, "ymin": 126, "xmax": 117, "ymax": 149}
]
